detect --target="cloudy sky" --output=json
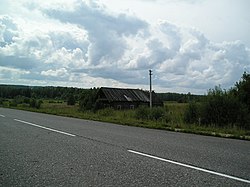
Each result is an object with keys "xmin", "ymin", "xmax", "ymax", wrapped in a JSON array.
[{"xmin": 0, "ymin": 0, "xmax": 249, "ymax": 94}]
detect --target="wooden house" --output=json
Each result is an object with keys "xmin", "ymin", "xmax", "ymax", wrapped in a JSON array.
[{"xmin": 95, "ymin": 87, "xmax": 163, "ymax": 110}]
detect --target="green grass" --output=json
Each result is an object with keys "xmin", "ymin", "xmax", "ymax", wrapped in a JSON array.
[
  {"xmin": 2, "ymin": 100, "xmax": 250, "ymax": 140},
  {"xmin": 166, "ymin": 102, "xmax": 188, "ymax": 126}
]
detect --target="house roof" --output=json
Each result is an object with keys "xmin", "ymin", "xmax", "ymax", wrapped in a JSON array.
[{"xmin": 99, "ymin": 87, "xmax": 158, "ymax": 103}]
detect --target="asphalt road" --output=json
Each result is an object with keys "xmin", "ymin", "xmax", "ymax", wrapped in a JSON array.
[{"xmin": 0, "ymin": 108, "xmax": 250, "ymax": 186}]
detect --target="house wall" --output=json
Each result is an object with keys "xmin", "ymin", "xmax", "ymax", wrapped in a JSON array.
[
  {"xmin": 96, "ymin": 100, "xmax": 148, "ymax": 110},
  {"xmin": 111, "ymin": 101, "xmax": 141, "ymax": 110}
]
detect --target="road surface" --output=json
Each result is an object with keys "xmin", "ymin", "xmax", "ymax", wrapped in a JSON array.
[{"xmin": 0, "ymin": 108, "xmax": 250, "ymax": 186}]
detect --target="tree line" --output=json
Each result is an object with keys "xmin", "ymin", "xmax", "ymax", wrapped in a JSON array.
[
  {"xmin": 0, "ymin": 85, "xmax": 203, "ymax": 103},
  {"xmin": 0, "ymin": 85, "xmax": 85, "ymax": 100},
  {"xmin": 0, "ymin": 85, "xmax": 88, "ymax": 108},
  {"xmin": 157, "ymin": 92, "xmax": 204, "ymax": 103}
]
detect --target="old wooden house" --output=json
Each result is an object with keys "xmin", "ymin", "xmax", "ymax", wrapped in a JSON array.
[{"xmin": 95, "ymin": 87, "xmax": 163, "ymax": 110}]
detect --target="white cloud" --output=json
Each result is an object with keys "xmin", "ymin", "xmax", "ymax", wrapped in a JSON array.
[
  {"xmin": 0, "ymin": 0, "xmax": 249, "ymax": 94},
  {"xmin": 44, "ymin": 0, "xmax": 148, "ymax": 65},
  {"xmin": 41, "ymin": 68, "xmax": 68, "ymax": 77},
  {"xmin": 0, "ymin": 66, "xmax": 30, "ymax": 85}
]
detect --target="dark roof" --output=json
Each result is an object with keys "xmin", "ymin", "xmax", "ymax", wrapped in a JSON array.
[{"xmin": 99, "ymin": 87, "xmax": 150, "ymax": 102}]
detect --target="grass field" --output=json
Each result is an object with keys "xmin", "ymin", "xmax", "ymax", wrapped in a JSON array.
[{"xmin": 2, "ymin": 99, "xmax": 250, "ymax": 140}]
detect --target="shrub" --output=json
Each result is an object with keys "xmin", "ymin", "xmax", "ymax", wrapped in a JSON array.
[
  {"xmin": 30, "ymin": 98, "xmax": 36, "ymax": 108},
  {"xmin": 11, "ymin": 95, "xmax": 30, "ymax": 105},
  {"xmin": 135, "ymin": 106, "xmax": 150, "ymax": 120},
  {"xmin": 184, "ymin": 102, "xmax": 199, "ymax": 124},
  {"xmin": 149, "ymin": 107, "xmax": 166, "ymax": 120},
  {"xmin": 200, "ymin": 86, "xmax": 249, "ymax": 128},
  {"xmin": 67, "ymin": 94, "xmax": 76, "ymax": 105},
  {"xmin": 135, "ymin": 106, "xmax": 167, "ymax": 121},
  {"xmin": 79, "ymin": 88, "xmax": 99, "ymax": 111},
  {"xmin": 10, "ymin": 100, "xmax": 17, "ymax": 107},
  {"xmin": 36, "ymin": 100, "xmax": 43, "ymax": 109},
  {"xmin": 30, "ymin": 99, "xmax": 42, "ymax": 109}
]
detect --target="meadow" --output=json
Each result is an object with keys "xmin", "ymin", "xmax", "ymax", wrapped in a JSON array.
[{"xmin": 2, "ymin": 99, "xmax": 249, "ymax": 140}]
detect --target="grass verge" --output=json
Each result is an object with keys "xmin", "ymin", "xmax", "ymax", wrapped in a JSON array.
[{"xmin": 2, "ymin": 100, "xmax": 250, "ymax": 140}]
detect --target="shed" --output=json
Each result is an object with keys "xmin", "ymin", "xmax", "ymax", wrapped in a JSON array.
[{"xmin": 95, "ymin": 87, "xmax": 163, "ymax": 110}]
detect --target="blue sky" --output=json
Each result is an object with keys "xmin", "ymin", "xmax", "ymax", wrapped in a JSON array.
[{"xmin": 0, "ymin": 0, "xmax": 250, "ymax": 94}]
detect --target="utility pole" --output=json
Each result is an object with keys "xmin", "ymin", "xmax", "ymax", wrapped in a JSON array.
[{"xmin": 149, "ymin": 70, "xmax": 152, "ymax": 109}]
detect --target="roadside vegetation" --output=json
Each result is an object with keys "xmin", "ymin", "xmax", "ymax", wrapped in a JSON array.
[{"xmin": 0, "ymin": 72, "xmax": 249, "ymax": 140}]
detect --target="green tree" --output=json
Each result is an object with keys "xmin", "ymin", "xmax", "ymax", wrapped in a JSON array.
[
  {"xmin": 201, "ymin": 85, "xmax": 248, "ymax": 128},
  {"xmin": 234, "ymin": 72, "xmax": 250, "ymax": 110},
  {"xmin": 67, "ymin": 94, "xmax": 76, "ymax": 105},
  {"xmin": 30, "ymin": 99, "xmax": 42, "ymax": 109},
  {"xmin": 79, "ymin": 88, "xmax": 99, "ymax": 110}
]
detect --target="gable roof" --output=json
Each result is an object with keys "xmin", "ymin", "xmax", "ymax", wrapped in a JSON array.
[{"xmin": 99, "ymin": 87, "xmax": 150, "ymax": 102}]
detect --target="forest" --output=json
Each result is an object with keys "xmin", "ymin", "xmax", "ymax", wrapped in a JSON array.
[{"xmin": 0, "ymin": 84, "xmax": 202, "ymax": 106}]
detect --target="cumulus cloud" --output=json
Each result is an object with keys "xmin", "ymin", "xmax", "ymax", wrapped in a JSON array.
[
  {"xmin": 123, "ymin": 19, "xmax": 250, "ymax": 92},
  {"xmin": 0, "ymin": 16, "xmax": 18, "ymax": 47},
  {"xmin": 0, "ymin": 0, "xmax": 249, "ymax": 93},
  {"xmin": 41, "ymin": 68, "xmax": 68, "ymax": 77},
  {"xmin": 44, "ymin": 0, "xmax": 148, "ymax": 65}
]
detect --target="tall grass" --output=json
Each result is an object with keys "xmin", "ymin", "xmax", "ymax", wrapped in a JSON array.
[{"xmin": 166, "ymin": 102, "xmax": 188, "ymax": 127}]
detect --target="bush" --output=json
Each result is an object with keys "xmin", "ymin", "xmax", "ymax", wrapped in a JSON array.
[
  {"xmin": 200, "ymin": 86, "xmax": 249, "ymax": 128},
  {"xmin": 184, "ymin": 102, "xmax": 199, "ymax": 124},
  {"xmin": 149, "ymin": 107, "xmax": 166, "ymax": 120},
  {"xmin": 135, "ymin": 106, "xmax": 150, "ymax": 120},
  {"xmin": 10, "ymin": 100, "xmax": 17, "ymax": 107},
  {"xmin": 67, "ymin": 94, "xmax": 76, "ymax": 105},
  {"xmin": 30, "ymin": 99, "xmax": 42, "ymax": 109},
  {"xmin": 79, "ymin": 88, "xmax": 99, "ymax": 111},
  {"xmin": 135, "ymin": 106, "xmax": 167, "ymax": 121}
]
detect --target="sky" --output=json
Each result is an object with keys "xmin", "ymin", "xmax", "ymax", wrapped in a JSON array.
[{"xmin": 0, "ymin": 0, "xmax": 250, "ymax": 94}]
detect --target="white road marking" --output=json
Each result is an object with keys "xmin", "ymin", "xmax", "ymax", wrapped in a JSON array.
[
  {"xmin": 128, "ymin": 150, "xmax": 250, "ymax": 184},
  {"xmin": 14, "ymin": 119, "xmax": 76, "ymax": 137},
  {"xmin": 0, "ymin": 114, "xmax": 5, "ymax": 117}
]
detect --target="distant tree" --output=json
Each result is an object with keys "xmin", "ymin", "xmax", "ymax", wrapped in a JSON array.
[
  {"xmin": 79, "ymin": 88, "xmax": 99, "ymax": 110},
  {"xmin": 157, "ymin": 92, "xmax": 204, "ymax": 103},
  {"xmin": 67, "ymin": 94, "xmax": 76, "ymax": 105},
  {"xmin": 30, "ymin": 98, "xmax": 42, "ymax": 109}
]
